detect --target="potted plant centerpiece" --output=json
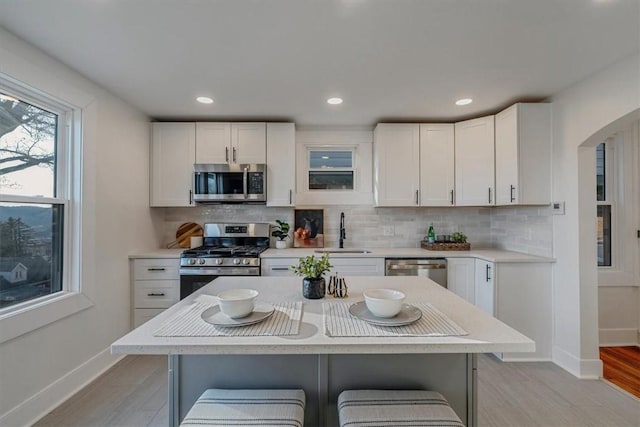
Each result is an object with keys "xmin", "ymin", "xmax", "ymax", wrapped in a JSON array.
[
  {"xmin": 271, "ymin": 219, "xmax": 291, "ymax": 249},
  {"xmin": 291, "ymin": 254, "xmax": 332, "ymax": 299}
]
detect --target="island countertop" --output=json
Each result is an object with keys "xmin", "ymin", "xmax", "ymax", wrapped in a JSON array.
[{"xmin": 112, "ymin": 276, "xmax": 534, "ymax": 356}]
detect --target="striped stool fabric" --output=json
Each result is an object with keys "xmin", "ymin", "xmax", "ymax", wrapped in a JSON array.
[
  {"xmin": 338, "ymin": 389, "xmax": 464, "ymax": 427},
  {"xmin": 180, "ymin": 388, "xmax": 305, "ymax": 426}
]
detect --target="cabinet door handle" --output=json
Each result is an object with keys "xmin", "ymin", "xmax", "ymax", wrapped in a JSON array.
[
  {"xmin": 289, "ymin": 189, "xmax": 292, "ymax": 205},
  {"xmin": 233, "ymin": 147, "xmax": 237, "ymax": 163},
  {"xmin": 450, "ymin": 189, "xmax": 454, "ymax": 205},
  {"xmin": 415, "ymin": 190, "xmax": 419, "ymax": 205},
  {"xmin": 488, "ymin": 187, "xmax": 492, "ymax": 204},
  {"xmin": 271, "ymin": 267, "xmax": 290, "ymax": 271},
  {"xmin": 189, "ymin": 189, "xmax": 193, "ymax": 205},
  {"xmin": 510, "ymin": 185, "xmax": 516, "ymax": 203},
  {"xmin": 225, "ymin": 147, "xmax": 229, "ymax": 162},
  {"xmin": 486, "ymin": 264, "xmax": 491, "ymax": 282},
  {"xmin": 147, "ymin": 292, "xmax": 166, "ymax": 297},
  {"xmin": 147, "ymin": 268, "xmax": 166, "ymax": 272}
]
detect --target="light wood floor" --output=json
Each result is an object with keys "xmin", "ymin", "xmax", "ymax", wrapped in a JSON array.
[{"xmin": 35, "ymin": 354, "xmax": 640, "ymax": 427}]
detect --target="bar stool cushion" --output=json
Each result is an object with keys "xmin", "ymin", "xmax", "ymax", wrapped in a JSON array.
[
  {"xmin": 338, "ymin": 389, "xmax": 464, "ymax": 427},
  {"xmin": 180, "ymin": 388, "xmax": 305, "ymax": 426}
]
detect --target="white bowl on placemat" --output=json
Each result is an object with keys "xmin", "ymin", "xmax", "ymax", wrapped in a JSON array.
[
  {"xmin": 217, "ymin": 289, "xmax": 258, "ymax": 318},
  {"xmin": 363, "ymin": 289, "xmax": 405, "ymax": 318}
]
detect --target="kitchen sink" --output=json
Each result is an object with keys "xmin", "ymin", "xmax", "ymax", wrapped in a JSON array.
[{"xmin": 314, "ymin": 249, "xmax": 372, "ymax": 254}]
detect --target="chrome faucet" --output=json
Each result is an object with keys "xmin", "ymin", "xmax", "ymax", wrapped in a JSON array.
[{"xmin": 339, "ymin": 212, "xmax": 346, "ymax": 248}]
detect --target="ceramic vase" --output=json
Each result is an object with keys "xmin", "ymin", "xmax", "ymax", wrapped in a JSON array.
[{"xmin": 302, "ymin": 277, "xmax": 325, "ymax": 299}]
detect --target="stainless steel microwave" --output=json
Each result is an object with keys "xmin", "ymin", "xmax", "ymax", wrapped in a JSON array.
[{"xmin": 193, "ymin": 164, "xmax": 266, "ymax": 203}]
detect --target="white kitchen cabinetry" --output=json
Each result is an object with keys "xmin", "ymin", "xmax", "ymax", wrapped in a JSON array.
[
  {"xmin": 454, "ymin": 116, "xmax": 495, "ymax": 206},
  {"xmin": 132, "ymin": 258, "xmax": 180, "ymax": 328},
  {"xmin": 373, "ymin": 124, "xmax": 420, "ymax": 206},
  {"xmin": 495, "ymin": 103, "xmax": 551, "ymax": 205},
  {"xmin": 446, "ymin": 258, "xmax": 475, "ymax": 304},
  {"xmin": 419, "ymin": 124, "xmax": 455, "ymax": 206},
  {"xmin": 474, "ymin": 259, "xmax": 494, "ymax": 316},
  {"xmin": 150, "ymin": 122, "xmax": 196, "ymax": 207},
  {"xmin": 196, "ymin": 122, "xmax": 266, "ymax": 164},
  {"xmin": 266, "ymin": 123, "xmax": 295, "ymax": 206},
  {"xmin": 261, "ymin": 257, "xmax": 385, "ymax": 277}
]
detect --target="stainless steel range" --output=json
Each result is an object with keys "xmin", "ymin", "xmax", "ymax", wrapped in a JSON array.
[{"xmin": 179, "ymin": 223, "xmax": 269, "ymax": 299}]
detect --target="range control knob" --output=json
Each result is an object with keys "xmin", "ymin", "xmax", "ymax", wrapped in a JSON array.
[
  {"xmin": 188, "ymin": 259, "xmax": 196, "ymax": 265},
  {"xmin": 242, "ymin": 259, "xmax": 250, "ymax": 265},
  {"xmin": 233, "ymin": 258, "xmax": 241, "ymax": 265},
  {"xmin": 198, "ymin": 259, "xmax": 206, "ymax": 265},
  {"xmin": 215, "ymin": 258, "xmax": 224, "ymax": 265}
]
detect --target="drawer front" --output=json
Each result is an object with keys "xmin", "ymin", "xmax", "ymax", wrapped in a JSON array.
[
  {"xmin": 133, "ymin": 258, "xmax": 180, "ymax": 280},
  {"xmin": 261, "ymin": 258, "xmax": 298, "ymax": 277},
  {"xmin": 134, "ymin": 280, "xmax": 180, "ymax": 308},
  {"xmin": 134, "ymin": 308, "xmax": 165, "ymax": 328}
]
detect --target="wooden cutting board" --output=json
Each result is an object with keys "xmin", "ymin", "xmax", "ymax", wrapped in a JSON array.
[{"xmin": 167, "ymin": 222, "xmax": 204, "ymax": 248}]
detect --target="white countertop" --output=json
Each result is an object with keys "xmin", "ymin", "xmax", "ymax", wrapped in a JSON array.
[
  {"xmin": 111, "ymin": 276, "xmax": 535, "ymax": 355},
  {"xmin": 261, "ymin": 247, "xmax": 555, "ymax": 263}
]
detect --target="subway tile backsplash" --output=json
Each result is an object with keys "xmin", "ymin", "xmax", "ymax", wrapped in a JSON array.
[{"xmin": 160, "ymin": 204, "xmax": 553, "ymax": 257}]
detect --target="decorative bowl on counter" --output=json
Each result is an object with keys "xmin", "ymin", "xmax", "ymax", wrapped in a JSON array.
[
  {"xmin": 217, "ymin": 289, "xmax": 259, "ymax": 318},
  {"xmin": 363, "ymin": 289, "xmax": 405, "ymax": 318}
]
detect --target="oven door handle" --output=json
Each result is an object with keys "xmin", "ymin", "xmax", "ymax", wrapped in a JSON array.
[
  {"xmin": 243, "ymin": 167, "xmax": 248, "ymax": 199},
  {"xmin": 179, "ymin": 267, "xmax": 260, "ymax": 276}
]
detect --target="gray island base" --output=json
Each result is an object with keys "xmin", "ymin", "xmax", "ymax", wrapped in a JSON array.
[{"xmin": 112, "ymin": 276, "xmax": 534, "ymax": 426}]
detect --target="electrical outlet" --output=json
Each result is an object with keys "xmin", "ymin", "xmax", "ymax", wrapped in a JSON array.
[
  {"xmin": 382, "ymin": 225, "xmax": 394, "ymax": 236},
  {"xmin": 551, "ymin": 201, "xmax": 565, "ymax": 215}
]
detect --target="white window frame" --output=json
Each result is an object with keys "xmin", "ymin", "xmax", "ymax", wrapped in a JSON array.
[
  {"xmin": 0, "ymin": 76, "xmax": 89, "ymax": 344},
  {"xmin": 598, "ymin": 121, "xmax": 640, "ymax": 287},
  {"xmin": 295, "ymin": 128, "xmax": 374, "ymax": 205}
]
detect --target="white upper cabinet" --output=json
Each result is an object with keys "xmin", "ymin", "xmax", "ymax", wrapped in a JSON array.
[
  {"xmin": 150, "ymin": 122, "xmax": 195, "ymax": 207},
  {"xmin": 495, "ymin": 103, "xmax": 551, "ymax": 205},
  {"xmin": 373, "ymin": 124, "xmax": 420, "ymax": 206},
  {"xmin": 195, "ymin": 122, "xmax": 266, "ymax": 164},
  {"xmin": 454, "ymin": 116, "xmax": 495, "ymax": 206},
  {"xmin": 419, "ymin": 124, "xmax": 455, "ymax": 206},
  {"xmin": 266, "ymin": 123, "xmax": 295, "ymax": 206}
]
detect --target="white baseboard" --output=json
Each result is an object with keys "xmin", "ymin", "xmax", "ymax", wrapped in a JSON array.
[
  {"xmin": 0, "ymin": 347, "xmax": 124, "ymax": 427},
  {"xmin": 552, "ymin": 345, "xmax": 602, "ymax": 379},
  {"xmin": 599, "ymin": 328, "xmax": 640, "ymax": 346}
]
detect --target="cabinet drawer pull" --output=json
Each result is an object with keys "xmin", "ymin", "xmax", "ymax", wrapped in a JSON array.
[
  {"xmin": 147, "ymin": 292, "xmax": 166, "ymax": 297},
  {"xmin": 147, "ymin": 268, "xmax": 166, "ymax": 271},
  {"xmin": 271, "ymin": 267, "xmax": 290, "ymax": 271},
  {"xmin": 510, "ymin": 185, "xmax": 516, "ymax": 203}
]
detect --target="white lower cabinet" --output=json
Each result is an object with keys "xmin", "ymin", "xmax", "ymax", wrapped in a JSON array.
[
  {"xmin": 261, "ymin": 257, "xmax": 385, "ymax": 277},
  {"xmin": 446, "ymin": 258, "xmax": 475, "ymax": 304},
  {"xmin": 469, "ymin": 259, "xmax": 551, "ymax": 361},
  {"xmin": 131, "ymin": 258, "xmax": 180, "ymax": 328}
]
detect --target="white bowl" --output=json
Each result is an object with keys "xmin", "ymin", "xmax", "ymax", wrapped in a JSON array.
[
  {"xmin": 363, "ymin": 289, "xmax": 406, "ymax": 318},
  {"xmin": 217, "ymin": 289, "xmax": 259, "ymax": 318}
]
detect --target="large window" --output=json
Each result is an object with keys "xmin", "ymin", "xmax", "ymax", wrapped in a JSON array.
[
  {"xmin": 596, "ymin": 142, "xmax": 613, "ymax": 267},
  {"xmin": 0, "ymin": 89, "xmax": 68, "ymax": 310},
  {"xmin": 308, "ymin": 149, "xmax": 355, "ymax": 190}
]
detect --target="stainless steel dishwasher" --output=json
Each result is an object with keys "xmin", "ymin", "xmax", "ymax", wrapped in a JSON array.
[{"xmin": 385, "ymin": 258, "xmax": 447, "ymax": 288}]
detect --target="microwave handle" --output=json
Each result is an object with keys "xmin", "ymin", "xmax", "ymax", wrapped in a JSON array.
[{"xmin": 243, "ymin": 167, "xmax": 248, "ymax": 199}]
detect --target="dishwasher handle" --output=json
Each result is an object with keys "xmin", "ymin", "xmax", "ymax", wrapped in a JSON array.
[{"xmin": 385, "ymin": 259, "xmax": 447, "ymax": 269}]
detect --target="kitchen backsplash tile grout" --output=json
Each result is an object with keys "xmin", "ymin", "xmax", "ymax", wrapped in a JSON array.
[{"xmin": 159, "ymin": 204, "xmax": 553, "ymax": 258}]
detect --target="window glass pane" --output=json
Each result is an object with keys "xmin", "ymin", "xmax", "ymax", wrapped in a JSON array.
[
  {"xmin": 309, "ymin": 171, "xmax": 354, "ymax": 190},
  {"xmin": 309, "ymin": 151, "xmax": 352, "ymax": 169},
  {"xmin": 596, "ymin": 143, "xmax": 605, "ymax": 201},
  {"xmin": 0, "ymin": 92, "xmax": 57, "ymax": 197},
  {"xmin": 0, "ymin": 202, "xmax": 63, "ymax": 309},
  {"xmin": 597, "ymin": 205, "xmax": 611, "ymax": 267}
]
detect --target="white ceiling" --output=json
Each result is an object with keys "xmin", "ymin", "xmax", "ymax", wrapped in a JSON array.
[{"xmin": 0, "ymin": 0, "xmax": 638, "ymax": 126}]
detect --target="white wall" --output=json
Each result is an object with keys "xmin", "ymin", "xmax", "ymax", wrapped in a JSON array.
[
  {"xmin": 549, "ymin": 53, "xmax": 640, "ymax": 378},
  {"xmin": 0, "ymin": 28, "xmax": 162, "ymax": 425}
]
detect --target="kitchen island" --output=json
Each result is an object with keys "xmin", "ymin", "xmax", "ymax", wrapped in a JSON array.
[{"xmin": 112, "ymin": 276, "xmax": 534, "ymax": 426}]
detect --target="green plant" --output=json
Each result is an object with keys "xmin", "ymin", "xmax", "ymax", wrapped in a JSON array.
[
  {"xmin": 290, "ymin": 254, "xmax": 332, "ymax": 279},
  {"xmin": 271, "ymin": 219, "xmax": 290, "ymax": 241},
  {"xmin": 452, "ymin": 232, "xmax": 467, "ymax": 243}
]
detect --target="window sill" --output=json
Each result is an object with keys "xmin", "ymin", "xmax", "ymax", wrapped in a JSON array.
[{"xmin": 0, "ymin": 291, "xmax": 93, "ymax": 344}]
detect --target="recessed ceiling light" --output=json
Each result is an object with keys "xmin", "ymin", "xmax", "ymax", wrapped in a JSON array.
[
  {"xmin": 196, "ymin": 96, "xmax": 214, "ymax": 104},
  {"xmin": 0, "ymin": 94, "xmax": 18, "ymax": 102},
  {"xmin": 455, "ymin": 98, "xmax": 473, "ymax": 106},
  {"xmin": 327, "ymin": 97, "xmax": 343, "ymax": 105},
  {"xmin": 321, "ymin": 156, "xmax": 330, "ymax": 159}
]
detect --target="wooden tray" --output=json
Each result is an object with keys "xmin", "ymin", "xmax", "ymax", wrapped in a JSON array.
[{"xmin": 421, "ymin": 241, "xmax": 470, "ymax": 251}]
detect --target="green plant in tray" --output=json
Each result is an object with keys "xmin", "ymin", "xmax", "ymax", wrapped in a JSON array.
[{"xmin": 452, "ymin": 232, "xmax": 467, "ymax": 243}]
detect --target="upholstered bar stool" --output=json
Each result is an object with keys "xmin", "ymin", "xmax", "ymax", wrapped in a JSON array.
[
  {"xmin": 180, "ymin": 388, "xmax": 306, "ymax": 426},
  {"xmin": 338, "ymin": 389, "xmax": 464, "ymax": 427}
]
